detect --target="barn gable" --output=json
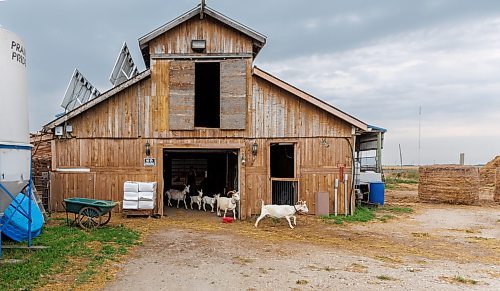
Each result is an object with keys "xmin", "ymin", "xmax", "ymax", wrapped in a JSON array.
[{"xmin": 139, "ymin": 4, "xmax": 266, "ymax": 67}]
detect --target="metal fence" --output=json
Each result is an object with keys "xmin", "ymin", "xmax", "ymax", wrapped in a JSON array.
[{"xmin": 271, "ymin": 179, "xmax": 298, "ymax": 205}]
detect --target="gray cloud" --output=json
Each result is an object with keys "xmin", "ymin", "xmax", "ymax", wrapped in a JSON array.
[{"xmin": 1, "ymin": 0, "xmax": 499, "ymax": 164}]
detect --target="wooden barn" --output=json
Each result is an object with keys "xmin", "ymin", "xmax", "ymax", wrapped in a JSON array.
[{"xmin": 43, "ymin": 3, "xmax": 368, "ymax": 219}]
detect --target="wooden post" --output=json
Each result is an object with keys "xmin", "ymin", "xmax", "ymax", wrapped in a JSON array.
[{"xmin": 376, "ymin": 132, "xmax": 382, "ymax": 173}]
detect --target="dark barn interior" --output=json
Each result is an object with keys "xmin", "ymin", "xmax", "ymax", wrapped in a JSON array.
[{"xmin": 163, "ymin": 149, "xmax": 238, "ymax": 208}]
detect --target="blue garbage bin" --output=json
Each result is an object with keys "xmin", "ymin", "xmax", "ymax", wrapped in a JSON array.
[{"xmin": 369, "ymin": 182, "xmax": 385, "ymax": 205}]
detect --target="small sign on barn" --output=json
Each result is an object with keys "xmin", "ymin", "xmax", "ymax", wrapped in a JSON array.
[{"xmin": 144, "ymin": 158, "xmax": 156, "ymax": 167}]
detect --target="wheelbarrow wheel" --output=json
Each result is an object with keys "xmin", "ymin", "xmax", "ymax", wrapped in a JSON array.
[
  {"xmin": 78, "ymin": 206, "xmax": 101, "ymax": 229},
  {"xmin": 100, "ymin": 211, "xmax": 112, "ymax": 226}
]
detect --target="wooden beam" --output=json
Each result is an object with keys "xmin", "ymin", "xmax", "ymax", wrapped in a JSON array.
[
  {"xmin": 253, "ymin": 67, "xmax": 368, "ymax": 131},
  {"xmin": 0, "ymin": 245, "xmax": 48, "ymax": 250},
  {"xmin": 151, "ymin": 53, "xmax": 253, "ymax": 60}
]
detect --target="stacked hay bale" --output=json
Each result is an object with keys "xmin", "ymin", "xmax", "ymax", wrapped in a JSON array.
[
  {"xmin": 495, "ymin": 168, "xmax": 500, "ymax": 202},
  {"xmin": 418, "ymin": 165, "xmax": 479, "ymax": 205},
  {"xmin": 479, "ymin": 156, "xmax": 500, "ymax": 187}
]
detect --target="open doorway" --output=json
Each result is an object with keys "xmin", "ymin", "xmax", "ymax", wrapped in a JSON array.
[
  {"xmin": 163, "ymin": 149, "xmax": 239, "ymax": 211},
  {"xmin": 195, "ymin": 62, "xmax": 220, "ymax": 128},
  {"xmin": 270, "ymin": 143, "xmax": 297, "ymax": 205}
]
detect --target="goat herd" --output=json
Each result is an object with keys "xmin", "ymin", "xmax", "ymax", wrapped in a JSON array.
[
  {"xmin": 165, "ymin": 185, "xmax": 310, "ymax": 229},
  {"xmin": 165, "ymin": 185, "xmax": 240, "ymax": 220}
]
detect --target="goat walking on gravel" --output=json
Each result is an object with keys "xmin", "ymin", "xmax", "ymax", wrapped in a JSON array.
[{"xmin": 254, "ymin": 200, "xmax": 309, "ymax": 229}]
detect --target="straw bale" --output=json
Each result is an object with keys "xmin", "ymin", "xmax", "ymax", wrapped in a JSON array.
[
  {"xmin": 418, "ymin": 165, "xmax": 479, "ymax": 205},
  {"xmin": 495, "ymin": 168, "xmax": 500, "ymax": 202},
  {"xmin": 479, "ymin": 156, "xmax": 500, "ymax": 187}
]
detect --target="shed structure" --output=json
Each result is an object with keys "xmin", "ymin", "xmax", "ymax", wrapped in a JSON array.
[{"xmin": 44, "ymin": 4, "xmax": 368, "ymax": 219}]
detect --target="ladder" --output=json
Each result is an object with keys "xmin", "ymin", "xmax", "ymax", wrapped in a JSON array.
[{"xmin": 32, "ymin": 186, "xmax": 48, "ymax": 221}]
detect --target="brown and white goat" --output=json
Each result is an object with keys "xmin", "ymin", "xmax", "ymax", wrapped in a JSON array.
[{"xmin": 166, "ymin": 185, "xmax": 190, "ymax": 209}]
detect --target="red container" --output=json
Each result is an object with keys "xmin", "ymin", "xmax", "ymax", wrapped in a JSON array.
[{"xmin": 222, "ymin": 217, "xmax": 234, "ymax": 223}]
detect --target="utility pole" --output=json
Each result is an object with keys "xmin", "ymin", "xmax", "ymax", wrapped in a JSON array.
[{"xmin": 399, "ymin": 144, "xmax": 403, "ymax": 167}]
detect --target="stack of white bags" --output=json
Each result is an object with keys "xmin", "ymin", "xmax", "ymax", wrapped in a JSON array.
[{"xmin": 123, "ymin": 181, "xmax": 157, "ymax": 210}]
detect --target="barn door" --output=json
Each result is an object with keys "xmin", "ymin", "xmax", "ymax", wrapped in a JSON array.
[
  {"xmin": 169, "ymin": 61, "xmax": 195, "ymax": 130},
  {"xmin": 220, "ymin": 59, "xmax": 247, "ymax": 130},
  {"xmin": 270, "ymin": 143, "xmax": 298, "ymax": 205}
]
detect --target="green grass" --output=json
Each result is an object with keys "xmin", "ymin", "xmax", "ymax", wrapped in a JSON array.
[
  {"xmin": 322, "ymin": 207, "xmax": 376, "ymax": 224},
  {"xmin": 0, "ymin": 220, "xmax": 140, "ymax": 290},
  {"xmin": 322, "ymin": 205, "xmax": 414, "ymax": 225},
  {"xmin": 382, "ymin": 206, "xmax": 413, "ymax": 213},
  {"xmin": 376, "ymin": 275, "xmax": 395, "ymax": 281},
  {"xmin": 452, "ymin": 276, "xmax": 478, "ymax": 285}
]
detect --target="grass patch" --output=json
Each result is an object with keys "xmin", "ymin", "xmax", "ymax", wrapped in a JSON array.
[
  {"xmin": 439, "ymin": 275, "xmax": 479, "ymax": 285},
  {"xmin": 376, "ymin": 275, "xmax": 395, "ymax": 281},
  {"xmin": 379, "ymin": 214, "xmax": 395, "ymax": 222},
  {"xmin": 321, "ymin": 207, "xmax": 376, "ymax": 224},
  {"xmin": 0, "ymin": 220, "xmax": 140, "ymax": 290},
  {"xmin": 382, "ymin": 206, "xmax": 413, "ymax": 213},
  {"xmin": 452, "ymin": 276, "xmax": 478, "ymax": 285},
  {"xmin": 296, "ymin": 279, "xmax": 308, "ymax": 285},
  {"xmin": 384, "ymin": 177, "xmax": 419, "ymax": 185}
]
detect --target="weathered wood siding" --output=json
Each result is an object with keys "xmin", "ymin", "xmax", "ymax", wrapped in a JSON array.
[
  {"xmin": 169, "ymin": 61, "xmax": 195, "ymax": 130},
  {"xmin": 68, "ymin": 78, "xmax": 151, "ymax": 138},
  {"xmin": 251, "ymin": 75, "xmax": 352, "ymax": 138},
  {"xmin": 220, "ymin": 59, "xmax": 247, "ymax": 129},
  {"xmin": 149, "ymin": 15, "xmax": 254, "ymax": 55}
]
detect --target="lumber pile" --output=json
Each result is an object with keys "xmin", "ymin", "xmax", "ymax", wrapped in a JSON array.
[
  {"xmin": 30, "ymin": 131, "xmax": 53, "ymax": 210},
  {"xmin": 479, "ymin": 156, "xmax": 500, "ymax": 187},
  {"xmin": 495, "ymin": 168, "xmax": 500, "ymax": 202},
  {"xmin": 418, "ymin": 165, "xmax": 479, "ymax": 205}
]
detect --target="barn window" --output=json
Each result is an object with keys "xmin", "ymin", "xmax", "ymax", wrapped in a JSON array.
[
  {"xmin": 270, "ymin": 144, "xmax": 295, "ymax": 178},
  {"xmin": 195, "ymin": 62, "xmax": 220, "ymax": 128}
]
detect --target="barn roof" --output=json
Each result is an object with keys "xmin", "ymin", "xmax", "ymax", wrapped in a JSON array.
[
  {"xmin": 44, "ymin": 69, "xmax": 151, "ymax": 130},
  {"xmin": 138, "ymin": 4, "xmax": 267, "ymax": 63},
  {"xmin": 253, "ymin": 67, "xmax": 368, "ymax": 131}
]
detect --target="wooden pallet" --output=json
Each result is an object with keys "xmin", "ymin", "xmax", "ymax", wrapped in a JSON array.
[{"xmin": 123, "ymin": 209, "xmax": 154, "ymax": 217}]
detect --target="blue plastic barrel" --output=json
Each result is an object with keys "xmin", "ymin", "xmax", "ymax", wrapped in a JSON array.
[
  {"xmin": 0, "ymin": 193, "xmax": 44, "ymax": 242},
  {"xmin": 369, "ymin": 182, "xmax": 385, "ymax": 205}
]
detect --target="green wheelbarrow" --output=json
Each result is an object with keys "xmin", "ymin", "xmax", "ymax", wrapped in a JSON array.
[{"xmin": 62, "ymin": 198, "xmax": 117, "ymax": 230}]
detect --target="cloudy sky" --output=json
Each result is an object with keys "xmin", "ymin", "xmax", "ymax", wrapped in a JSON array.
[{"xmin": 1, "ymin": 0, "xmax": 499, "ymax": 165}]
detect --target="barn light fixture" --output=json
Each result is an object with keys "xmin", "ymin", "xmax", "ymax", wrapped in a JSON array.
[
  {"xmin": 252, "ymin": 141, "xmax": 258, "ymax": 156},
  {"xmin": 145, "ymin": 141, "xmax": 151, "ymax": 156},
  {"xmin": 191, "ymin": 39, "xmax": 206, "ymax": 52}
]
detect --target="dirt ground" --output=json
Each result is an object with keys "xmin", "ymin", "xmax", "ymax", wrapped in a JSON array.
[{"xmin": 103, "ymin": 187, "xmax": 499, "ymax": 291}]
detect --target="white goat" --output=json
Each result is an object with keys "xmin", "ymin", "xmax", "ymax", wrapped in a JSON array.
[
  {"xmin": 202, "ymin": 193, "xmax": 219, "ymax": 212},
  {"xmin": 190, "ymin": 190, "xmax": 203, "ymax": 210},
  {"xmin": 217, "ymin": 191, "xmax": 240, "ymax": 219},
  {"xmin": 166, "ymin": 185, "xmax": 190, "ymax": 209},
  {"xmin": 254, "ymin": 200, "xmax": 309, "ymax": 229}
]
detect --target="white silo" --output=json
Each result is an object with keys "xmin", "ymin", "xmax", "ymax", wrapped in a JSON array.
[{"xmin": 0, "ymin": 27, "xmax": 31, "ymax": 213}]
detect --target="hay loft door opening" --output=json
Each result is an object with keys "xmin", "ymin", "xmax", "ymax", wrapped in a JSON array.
[
  {"xmin": 270, "ymin": 143, "xmax": 298, "ymax": 205},
  {"xmin": 195, "ymin": 62, "xmax": 220, "ymax": 128},
  {"xmin": 163, "ymin": 149, "xmax": 239, "ymax": 210}
]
